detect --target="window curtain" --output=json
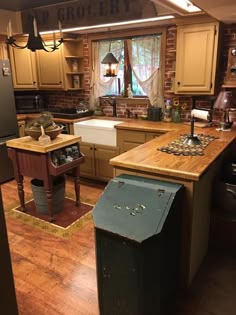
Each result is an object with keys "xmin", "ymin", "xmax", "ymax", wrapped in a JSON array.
[
  {"xmin": 127, "ymin": 35, "xmax": 164, "ymax": 108},
  {"xmin": 89, "ymin": 40, "xmax": 123, "ymax": 109}
]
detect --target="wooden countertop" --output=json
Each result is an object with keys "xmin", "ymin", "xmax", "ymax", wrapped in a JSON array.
[
  {"xmin": 6, "ymin": 134, "xmax": 81, "ymax": 153},
  {"xmin": 115, "ymin": 119, "xmax": 177, "ymax": 132},
  {"xmin": 111, "ymin": 122, "xmax": 236, "ymax": 181},
  {"xmin": 15, "ymin": 114, "xmax": 236, "ymax": 181},
  {"xmin": 16, "ymin": 113, "xmax": 95, "ymax": 124}
]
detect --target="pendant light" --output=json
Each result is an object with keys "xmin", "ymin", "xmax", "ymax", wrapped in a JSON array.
[{"xmin": 101, "ymin": 41, "xmax": 119, "ymax": 77}]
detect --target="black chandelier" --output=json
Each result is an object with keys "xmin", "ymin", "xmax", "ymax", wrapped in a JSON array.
[{"xmin": 6, "ymin": 16, "xmax": 64, "ymax": 52}]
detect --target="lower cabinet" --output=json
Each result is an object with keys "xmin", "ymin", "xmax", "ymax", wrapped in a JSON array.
[
  {"xmin": 80, "ymin": 142, "xmax": 120, "ymax": 181},
  {"xmin": 117, "ymin": 129, "xmax": 164, "ymax": 153}
]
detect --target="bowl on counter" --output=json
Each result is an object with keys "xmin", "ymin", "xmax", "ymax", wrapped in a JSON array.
[{"xmin": 25, "ymin": 125, "xmax": 64, "ymax": 140}]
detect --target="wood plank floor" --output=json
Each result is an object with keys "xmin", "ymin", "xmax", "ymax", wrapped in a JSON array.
[
  {"xmin": 1, "ymin": 176, "xmax": 236, "ymax": 315},
  {"xmin": 1, "ymin": 176, "xmax": 105, "ymax": 315}
]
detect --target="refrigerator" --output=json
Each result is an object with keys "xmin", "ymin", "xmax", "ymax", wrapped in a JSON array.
[{"xmin": 0, "ymin": 59, "xmax": 19, "ymax": 184}]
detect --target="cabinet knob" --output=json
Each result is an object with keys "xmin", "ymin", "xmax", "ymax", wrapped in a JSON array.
[
  {"xmin": 177, "ymin": 81, "xmax": 180, "ymax": 85},
  {"xmin": 90, "ymin": 147, "xmax": 93, "ymax": 150}
]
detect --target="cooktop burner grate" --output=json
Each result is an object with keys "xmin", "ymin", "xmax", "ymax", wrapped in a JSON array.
[{"xmin": 48, "ymin": 108, "xmax": 94, "ymax": 119}]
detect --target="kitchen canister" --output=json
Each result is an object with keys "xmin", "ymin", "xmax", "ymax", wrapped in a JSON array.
[
  {"xmin": 73, "ymin": 75, "xmax": 80, "ymax": 88},
  {"xmin": 72, "ymin": 59, "xmax": 79, "ymax": 72}
]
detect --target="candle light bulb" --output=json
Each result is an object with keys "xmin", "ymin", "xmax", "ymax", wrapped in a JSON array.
[
  {"xmin": 33, "ymin": 18, "xmax": 38, "ymax": 37},
  {"xmin": 58, "ymin": 20, "xmax": 63, "ymax": 38},
  {"xmin": 53, "ymin": 32, "xmax": 56, "ymax": 47},
  {"xmin": 8, "ymin": 20, "xmax": 12, "ymax": 38}
]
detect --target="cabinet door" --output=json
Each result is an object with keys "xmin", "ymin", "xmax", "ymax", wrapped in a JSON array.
[
  {"xmin": 9, "ymin": 45, "xmax": 38, "ymax": 89},
  {"xmin": 36, "ymin": 43, "xmax": 64, "ymax": 89},
  {"xmin": 95, "ymin": 144, "xmax": 120, "ymax": 181},
  {"xmin": 175, "ymin": 22, "xmax": 219, "ymax": 94},
  {"xmin": 145, "ymin": 132, "xmax": 163, "ymax": 142},
  {"xmin": 117, "ymin": 130, "xmax": 146, "ymax": 153},
  {"xmin": 0, "ymin": 43, "xmax": 8, "ymax": 59},
  {"xmin": 79, "ymin": 142, "xmax": 95, "ymax": 178}
]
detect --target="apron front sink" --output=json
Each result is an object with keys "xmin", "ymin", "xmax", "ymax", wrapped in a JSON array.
[{"xmin": 74, "ymin": 119, "xmax": 123, "ymax": 146}]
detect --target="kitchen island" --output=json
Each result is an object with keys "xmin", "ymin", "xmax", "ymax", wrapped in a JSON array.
[
  {"xmin": 6, "ymin": 134, "xmax": 84, "ymax": 221},
  {"xmin": 111, "ymin": 121, "xmax": 236, "ymax": 287}
]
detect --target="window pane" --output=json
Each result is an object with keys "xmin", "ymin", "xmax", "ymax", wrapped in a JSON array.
[{"xmin": 131, "ymin": 35, "xmax": 161, "ymax": 96}]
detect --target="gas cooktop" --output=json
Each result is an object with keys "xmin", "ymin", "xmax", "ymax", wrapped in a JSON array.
[{"xmin": 48, "ymin": 108, "xmax": 94, "ymax": 119}]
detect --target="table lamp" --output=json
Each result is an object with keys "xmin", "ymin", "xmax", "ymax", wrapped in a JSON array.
[{"xmin": 214, "ymin": 91, "xmax": 236, "ymax": 131}]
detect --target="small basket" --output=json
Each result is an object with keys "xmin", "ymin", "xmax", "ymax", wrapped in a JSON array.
[{"xmin": 25, "ymin": 125, "xmax": 64, "ymax": 140}]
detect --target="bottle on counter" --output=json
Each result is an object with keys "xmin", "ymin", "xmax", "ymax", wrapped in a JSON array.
[{"xmin": 127, "ymin": 84, "xmax": 133, "ymax": 98}]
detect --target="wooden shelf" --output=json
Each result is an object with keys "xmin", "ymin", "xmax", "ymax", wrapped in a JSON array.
[
  {"xmin": 63, "ymin": 38, "xmax": 83, "ymax": 43},
  {"xmin": 66, "ymin": 72, "xmax": 84, "ymax": 75},
  {"xmin": 222, "ymin": 84, "xmax": 236, "ymax": 88},
  {"xmin": 167, "ymin": 49, "xmax": 176, "ymax": 53},
  {"xmin": 67, "ymin": 88, "xmax": 84, "ymax": 91},
  {"xmin": 65, "ymin": 56, "xmax": 83, "ymax": 59}
]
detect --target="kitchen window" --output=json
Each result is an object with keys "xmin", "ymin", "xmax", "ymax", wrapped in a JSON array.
[{"xmin": 90, "ymin": 33, "xmax": 164, "ymax": 107}]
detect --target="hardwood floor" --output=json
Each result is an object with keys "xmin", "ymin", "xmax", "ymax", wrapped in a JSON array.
[
  {"xmin": 1, "ymin": 176, "xmax": 105, "ymax": 315},
  {"xmin": 1, "ymin": 176, "xmax": 236, "ymax": 315}
]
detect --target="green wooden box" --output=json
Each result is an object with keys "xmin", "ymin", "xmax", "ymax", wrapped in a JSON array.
[{"xmin": 93, "ymin": 174, "xmax": 183, "ymax": 315}]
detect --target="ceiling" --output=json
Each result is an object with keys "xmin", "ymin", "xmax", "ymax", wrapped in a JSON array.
[
  {"xmin": 193, "ymin": 0, "xmax": 236, "ymax": 23},
  {"xmin": 0, "ymin": 0, "xmax": 235, "ymax": 24}
]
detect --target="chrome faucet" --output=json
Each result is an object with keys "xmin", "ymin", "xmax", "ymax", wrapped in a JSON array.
[{"xmin": 103, "ymin": 97, "xmax": 117, "ymax": 117}]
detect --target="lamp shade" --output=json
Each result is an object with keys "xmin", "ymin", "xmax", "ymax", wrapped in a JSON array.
[
  {"xmin": 214, "ymin": 91, "xmax": 235, "ymax": 109},
  {"xmin": 101, "ymin": 52, "xmax": 119, "ymax": 77},
  {"xmin": 101, "ymin": 52, "xmax": 119, "ymax": 64}
]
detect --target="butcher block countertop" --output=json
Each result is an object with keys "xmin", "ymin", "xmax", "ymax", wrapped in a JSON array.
[
  {"xmin": 112, "ymin": 122, "xmax": 236, "ymax": 181},
  {"xmin": 16, "ymin": 113, "xmax": 94, "ymax": 124},
  {"xmin": 6, "ymin": 134, "xmax": 81, "ymax": 153}
]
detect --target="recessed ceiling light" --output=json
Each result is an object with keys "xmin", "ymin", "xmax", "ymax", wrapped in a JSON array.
[{"xmin": 167, "ymin": 0, "xmax": 201, "ymax": 13}]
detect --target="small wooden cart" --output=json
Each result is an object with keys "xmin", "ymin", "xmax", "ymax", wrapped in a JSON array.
[{"xmin": 7, "ymin": 134, "xmax": 84, "ymax": 221}]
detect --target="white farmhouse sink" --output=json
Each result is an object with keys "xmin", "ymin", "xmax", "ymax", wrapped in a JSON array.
[{"xmin": 74, "ymin": 119, "xmax": 123, "ymax": 146}]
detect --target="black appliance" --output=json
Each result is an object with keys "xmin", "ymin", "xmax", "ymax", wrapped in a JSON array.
[
  {"xmin": 0, "ymin": 60, "xmax": 19, "ymax": 183},
  {"xmin": 147, "ymin": 106, "xmax": 162, "ymax": 121},
  {"xmin": 48, "ymin": 107, "xmax": 94, "ymax": 119},
  {"xmin": 15, "ymin": 94, "xmax": 45, "ymax": 114}
]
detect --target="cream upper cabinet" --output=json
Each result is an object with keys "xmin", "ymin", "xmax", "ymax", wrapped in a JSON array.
[
  {"xmin": 9, "ymin": 38, "xmax": 65, "ymax": 90},
  {"xmin": 9, "ymin": 45, "xmax": 38, "ymax": 89},
  {"xmin": 9, "ymin": 36, "xmax": 84, "ymax": 90},
  {"xmin": 36, "ymin": 41, "xmax": 64, "ymax": 89},
  {"xmin": 175, "ymin": 22, "xmax": 220, "ymax": 94}
]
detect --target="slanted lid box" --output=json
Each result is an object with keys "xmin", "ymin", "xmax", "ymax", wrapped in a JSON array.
[{"xmin": 93, "ymin": 174, "xmax": 184, "ymax": 243}]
